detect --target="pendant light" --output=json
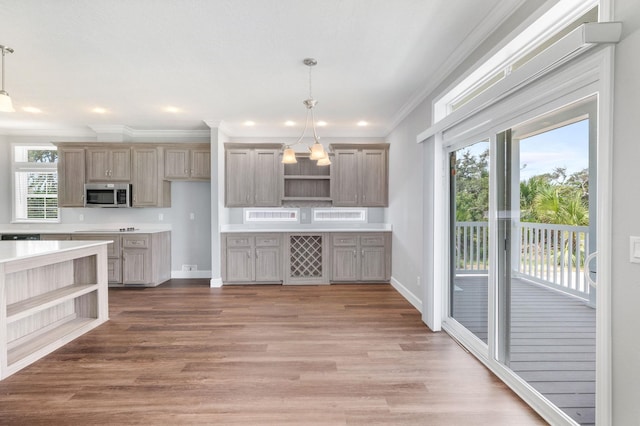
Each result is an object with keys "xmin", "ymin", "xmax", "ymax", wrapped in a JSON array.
[
  {"xmin": 0, "ymin": 45, "xmax": 15, "ymax": 113},
  {"xmin": 282, "ymin": 58, "xmax": 328, "ymax": 165}
]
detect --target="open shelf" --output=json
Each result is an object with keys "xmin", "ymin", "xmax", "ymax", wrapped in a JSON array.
[
  {"xmin": 7, "ymin": 284, "xmax": 98, "ymax": 323},
  {"xmin": 7, "ymin": 317, "xmax": 96, "ymax": 366},
  {"xmin": 282, "ymin": 155, "xmax": 331, "ymax": 201}
]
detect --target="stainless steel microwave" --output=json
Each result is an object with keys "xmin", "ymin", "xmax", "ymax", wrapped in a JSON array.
[{"xmin": 84, "ymin": 183, "xmax": 131, "ymax": 208}]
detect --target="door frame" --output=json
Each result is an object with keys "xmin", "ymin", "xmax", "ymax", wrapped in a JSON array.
[{"xmin": 428, "ymin": 47, "xmax": 614, "ymax": 425}]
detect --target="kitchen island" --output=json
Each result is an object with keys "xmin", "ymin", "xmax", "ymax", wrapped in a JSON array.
[{"xmin": 0, "ymin": 240, "xmax": 109, "ymax": 380}]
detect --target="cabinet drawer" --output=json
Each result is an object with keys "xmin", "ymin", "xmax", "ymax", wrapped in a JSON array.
[
  {"xmin": 333, "ymin": 235, "xmax": 358, "ymax": 246},
  {"xmin": 255, "ymin": 235, "xmax": 280, "ymax": 247},
  {"xmin": 123, "ymin": 235, "xmax": 150, "ymax": 249},
  {"xmin": 227, "ymin": 235, "xmax": 252, "ymax": 247},
  {"xmin": 360, "ymin": 234, "xmax": 386, "ymax": 246}
]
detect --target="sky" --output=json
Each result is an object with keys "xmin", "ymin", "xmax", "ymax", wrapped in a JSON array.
[{"xmin": 458, "ymin": 119, "xmax": 589, "ymax": 182}]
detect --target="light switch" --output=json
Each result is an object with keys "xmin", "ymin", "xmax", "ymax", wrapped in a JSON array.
[{"xmin": 630, "ymin": 236, "xmax": 640, "ymax": 263}]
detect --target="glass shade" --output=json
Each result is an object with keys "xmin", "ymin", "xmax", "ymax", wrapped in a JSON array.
[
  {"xmin": 309, "ymin": 141, "xmax": 326, "ymax": 160},
  {"xmin": 317, "ymin": 155, "xmax": 331, "ymax": 166},
  {"xmin": 281, "ymin": 148, "xmax": 297, "ymax": 164},
  {"xmin": 0, "ymin": 91, "xmax": 14, "ymax": 112}
]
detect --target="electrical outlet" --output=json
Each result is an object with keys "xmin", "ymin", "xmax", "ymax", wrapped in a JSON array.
[
  {"xmin": 79, "ymin": 214, "xmax": 84, "ymax": 221},
  {"xmin": 159, "ymin": 213, "xmax": 164, "ymax": 221},
  {"xmin": 189, "ymin": 212, "xmax": 195, "ymax": 220},
  {"xmin": 417, "ymin": 276, "xmax": 421, "ymax": 287},
  {"xmin": 181, "ymin": 264, "xmax": 197, "ymax": 272}
]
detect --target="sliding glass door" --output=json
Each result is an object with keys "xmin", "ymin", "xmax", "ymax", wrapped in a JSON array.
[
  {"xmin": 449, "ymin": 140, "xmax": 490, "ymax": 344},
  {"xmin": 446, "ymin": 96, "xmax": 597, "ymax": 425}
]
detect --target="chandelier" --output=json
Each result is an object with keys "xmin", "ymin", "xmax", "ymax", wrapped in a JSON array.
[
  {"xmin": 281, "ymin": 58, "xmax": 330, "ymax": 166},
  {"xmin": 0, "ymin": 45, "xmax": 15, "ymax": 113}
]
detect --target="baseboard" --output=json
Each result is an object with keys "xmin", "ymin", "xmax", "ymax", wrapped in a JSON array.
[
  {"xmin": 171, "ymin": 270, "xmax": 212, "ymax": 279},
  {"xmin": 209, "ymin": 277, "xmax": 223, "ymax": 288},
  {"xmin": 390, "ymin": 276, "xmax": 423, "ymax": 313}
]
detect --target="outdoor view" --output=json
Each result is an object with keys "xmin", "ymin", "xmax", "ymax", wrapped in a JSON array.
[
  {"xmin": 13, "ymin": 147, "xmax": 58, "ymax": 221},
  {"xmin": 451, "ymin": 114, "xmax": 596, "ymax": 425}
]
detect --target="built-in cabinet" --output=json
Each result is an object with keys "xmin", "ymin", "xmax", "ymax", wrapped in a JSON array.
[
  {"xmin": 331, "ymin": 144, "xmax": 389, "ymax": 207},
  {"xmin": 224, "ymin": 144, "xmax": 281, "ymax": 207},
  {"xmin": 222, "ymin": 233, "xmax": 282, "ymax": 283},
  {"xmin": 331, "ymin": 233, "xmax": 391, "ymax": 282},
  {"xmin": 223, "ymin": 143, "xmax": 388, "ymax": 207},
  {"xmin": 57, "ymin": 147, "xmax": 86, "ymax": 207},
  {"xmin": 55, "ymin": 143, "xmax": 210, "ymax": 209},
  {"xmin": 221, "ymin": 231, "xmax": 390, "ymax": 285},
  {"xmin": 132, "ymin": 147, "xmax": 171, "ymax": 207},
  {"xmin": 165, "ymin": 148, "xmax": 211, "ymax": 180},
  {"xmin": 68, "ymin": 232, "xmax": 170, "ymax": 286},
  {"xmin": 86, "ymin": 147, "xmax": 131, "ymax": 182}
]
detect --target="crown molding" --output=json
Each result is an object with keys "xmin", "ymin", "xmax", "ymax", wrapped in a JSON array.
[
  {"xmin": 386, "ymin": 0, "xmax": 528, "ymax": 135},
  {"xmin": 0, "ymin": 127, "xmax": 96, "ymax": 138},
  {"xmin": 203, "ymin": 119, "xmax": 232, "ymax": 136}
]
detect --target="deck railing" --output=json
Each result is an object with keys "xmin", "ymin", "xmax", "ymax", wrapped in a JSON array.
[{"xmin": 454, "ymin": 221, "xmax": 592, "ymax": 298}]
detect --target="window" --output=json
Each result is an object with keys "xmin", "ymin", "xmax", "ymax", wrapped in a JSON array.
[
  {"xmin": 244, "ymin": 208, "xmax": 299, "ymax": 223},
  {"xmin": 12, "ymin": 145, "xmax": 59, "ymax": 223},
  {"xmin": 313, "ymin": 208, "xmax": 367, "ymax": 223}
]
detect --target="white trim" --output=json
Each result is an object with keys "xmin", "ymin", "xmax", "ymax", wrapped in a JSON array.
[
  {"xmin": 429, "ymin": 47, "xmax": 614, "ymax": 425},
  {"xmin": 390, "ymin": 277, "xmax": 422, "ymax": 314},
  {"xmin": 418, "ymin": 22, "xmax": 622, "ymax": 144},
  {"xmin": 209, "ymin": 277, "xmax": 223, "ymax": 288},
  {"xmin": 171, "ymin": 270, "xmax": 212, "ymax": 279}
]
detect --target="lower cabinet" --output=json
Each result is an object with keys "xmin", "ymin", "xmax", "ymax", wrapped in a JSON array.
[
  {"xmin": 331, "ymin": 233, "xmax": 391, "ymax": 283},
  {"xmin": 222, "ymin": 234, "xmax": 282, "ymax": 284},
  {"xmin": 71, "ymin": 232, "xmax": 171, "ymax": 286},
  {"xmin": 221, "ymin": 231, "xmax": 391, "ymax": 285}
]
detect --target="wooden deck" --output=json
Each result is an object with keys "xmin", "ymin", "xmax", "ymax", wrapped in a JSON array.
[{"xmin": 453, "ymin": 275, "xmax": 596, "ymax": 425}]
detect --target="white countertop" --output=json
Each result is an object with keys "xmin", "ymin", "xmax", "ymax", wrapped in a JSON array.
[
  {"xmin": 0, "ymin": 240, "xmax": 110, "ymax": 264},
  {"xmin": 220, "ymin": 223, "xmax": 392, "ymax": 233},
  {"xmin": 0, "ymin": 225, "xmax": 172, "ymax": 235}
]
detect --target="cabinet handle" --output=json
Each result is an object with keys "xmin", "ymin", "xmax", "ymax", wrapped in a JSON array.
[
  {"xmin": 363, "ymin": 194, "xmax": 366, "ymax": 201},
  {"xmin": 247, "ymin": 252, "xmax": 251, "ymax": 259},
  {"xmin": 184, "ymin": 169, "xmax": 188, "ymax": 174},
  {"xmin": 361, "ymin": 249, "xmax": 364, "ymax": 257},
  {"xmin": 353, "ymin": 250, "xmax": 356, "ymax": 257}
]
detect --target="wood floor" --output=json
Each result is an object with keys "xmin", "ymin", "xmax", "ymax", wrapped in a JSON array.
[
  {"xmin": 453, "ymin": 276, "xmax": 595, "ymax": 425},
  {"xmin": 0, "ymin": 280, "xmax": 545, "ymax": 425}
]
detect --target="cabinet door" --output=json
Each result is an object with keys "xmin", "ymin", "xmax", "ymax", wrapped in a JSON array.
[
  {"xmin": 360, "ymin": 246, "xmax": 386, "ymax": 281},
  {"xmin": 225, "ymin": 149, "xmax": 254, "ymax": 207},
  {"xmin": 57, "ymin": 148, "xmax": 86, "ymax": 207},
  {"xmin": 132, "ymin": 148, "xmax": 159, "ymax": 207},
  {"xmin": 225, "ymin": 247, "xmax": 254, "ymax": 282},
  {"xmin": 254, "ymin": 149, "xmax": 280, "ymax": 206},
  {"xmin": 191, "ymin": 149, "xmax": 211, "ymax": 180},
  {"xmin": 122, "ymin": 248, "xmax": 151, "ymax": 284},
  {"xmin": 255, "ymin": 247, "xmax": 281, "ymax": 282},
  {"xmin": 86, "ymin": 149, "xmax": 110, "ymax": 181},
  {"xmin": 164, "ymin": 149, "xmax": 190, "ymax": 179},
  {"xmin": 360, "ymin": 149, "xmax": 388, "ymax": 207},
  {"xmin": 332, "ymin": 246, "xmax": 359, "ymax": 281},
  {"xmin": 110, "ymin": 149, "xmax": 131, "ymax": 180},
  {"xmin": 332, "ymin": 149, "xmax": 359, "ymax": 206},
  {"xmin": 108, "ymin": 258, "xmax": 122, "ymax": 283}
]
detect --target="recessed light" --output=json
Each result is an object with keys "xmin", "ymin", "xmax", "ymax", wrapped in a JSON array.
[
  {"xmin": 92, "ymin": 107, "xmax": 107, "ymax": 114},
  {"xmin": 284, "ymin": 120, "xmax": 295, "ymax": 126},
  {"xmin": 316, "ymin": 121, "xmax": 327, "ymax": 127},
  {"xmin": 164, "ymin": 106, "xmax": 181, "ymax": 113},
  {"xmin": 244, "ymin": 120, "xmax": 256, "ymax": 126},
  {"xmin": 22, "ymin": 106, "xmax": 42, "ymax": 113},
  {"xmin": 357, "ymin": 120, "xmax": 368, "ymax": 127}
]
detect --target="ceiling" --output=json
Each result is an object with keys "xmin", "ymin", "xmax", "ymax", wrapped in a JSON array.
[{"xmin": 0, "ymin": 0, "xmax": 519, "ymax": 138}]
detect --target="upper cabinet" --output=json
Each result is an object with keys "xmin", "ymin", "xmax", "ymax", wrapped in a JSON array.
[
  {"xmin": 132, "ymin": 147, "xmax": 170, "ymax": 207},
  {"xmin": 224, "ymin": 143, "xmax": 281, "ymax": 207},
  {"xmin": 331, "ymin": 144, "xmax": 389, "ymax": 207},
  {"xmin": 164, "ymin": 147, "xmax": 210, "ymax": 181},
  {"xmin": 86, "ymin": 147, "xmax": 131, "ymax": 181},
  {"xmin": 57, "ymin": 147, "xmax": 86, "ymax": 207}
]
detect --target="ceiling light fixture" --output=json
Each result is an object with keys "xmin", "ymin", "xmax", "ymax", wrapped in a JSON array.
[
  {"xmin": 0, "ymin": 45, "xmax": 15, "ymax": 113},
  {"xmin": 244, "ymin": 120, "xmax": 256, "ymax": 126},
  {"xmin": 23, "ymin": 106, "xmax": 42, "ymax": 113},
  {"xmin": 92, "ymin": 107, "xmax": 107, "ymax": 114},
  {"xmin": 282, "ymin": 58, "xmax": 329, "ymax": 166}
]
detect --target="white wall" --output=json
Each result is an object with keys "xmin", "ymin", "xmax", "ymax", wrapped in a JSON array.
[
  {"xmin": 611, "ymin": 0, "xmax": 640, "ymax": 422},
  {"xmin": 0, "ymin": 135, "xmax": 212, "ymax": 275}
]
